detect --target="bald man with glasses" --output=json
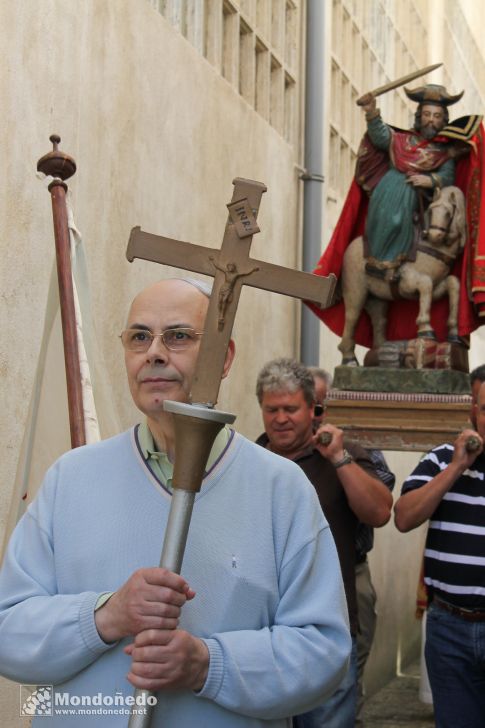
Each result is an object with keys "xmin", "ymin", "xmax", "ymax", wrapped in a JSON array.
[{"xmin": 0, "ymin": 278, "xmax": 351, "ymax": 728}]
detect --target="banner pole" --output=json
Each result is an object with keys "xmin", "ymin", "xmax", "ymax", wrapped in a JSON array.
[{"xmin": 37, "ymin": 135, "xmax": 86, "ymax": 448}]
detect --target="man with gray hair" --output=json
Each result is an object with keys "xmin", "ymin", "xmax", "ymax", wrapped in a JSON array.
[
  {"xmin": 256, "ymin": 357, "xmax": 393, "ymax": 728},
  {"xmin": 0, "ymin": 279, "xmax": 351, "ymax": 727}
]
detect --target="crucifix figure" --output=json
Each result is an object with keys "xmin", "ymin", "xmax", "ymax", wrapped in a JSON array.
[
  {"xmin": 127, "ymin": 177, "xmax": 336, "ymax": 407},
  {"xmin": 208, "ymin": 257, "xmax": 260, "ymax": 330}
]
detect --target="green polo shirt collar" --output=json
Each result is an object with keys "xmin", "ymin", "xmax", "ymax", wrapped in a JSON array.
[{"xmin": 138, "ymin": 419, "xmax": 230, "ymax": 491}]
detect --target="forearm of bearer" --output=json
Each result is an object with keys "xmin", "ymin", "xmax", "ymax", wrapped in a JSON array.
[
  {"xmin": 394, "ymin": 429, "xmax": 480, "ymax": 532},
  {"xmin": 336, "ymin": 464, "xmax": 393, "ymax": 527},
  {"xmin": 394, "ymin": 462, "xmax": 462, "ymax": 532},
  {"xmin": 314, "ymin": 426, "xmax": 392, "ymax": 526}
]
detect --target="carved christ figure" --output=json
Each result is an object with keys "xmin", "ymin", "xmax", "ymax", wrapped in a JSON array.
[{"xmin": 209, "ymin": 257, "xmax": 260, "ymax": 330}]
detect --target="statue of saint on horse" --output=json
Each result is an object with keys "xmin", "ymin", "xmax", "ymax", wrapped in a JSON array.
[
  {"xmin": 339, "ymin": 185, "xmax": 466, "ymax": 365},
  {"xmin": 308, "ymin": 77, "xmax": 485, "ymax": 367}
]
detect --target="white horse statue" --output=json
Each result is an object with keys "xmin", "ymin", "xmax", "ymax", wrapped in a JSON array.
[{"xmin": 339, "ymin": 186, "xmax": 467, "ymax": 365}]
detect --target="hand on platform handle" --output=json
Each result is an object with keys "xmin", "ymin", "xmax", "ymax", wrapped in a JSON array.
[
  {"xmin": 313, "ymin": 423, "xmax": 345, "ymax": 465},
  {"xmin": 452, "ymin": 429, "xmax": 483, "ymax": 470}
]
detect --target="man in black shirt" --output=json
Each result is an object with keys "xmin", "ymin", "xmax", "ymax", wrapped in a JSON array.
[{"xmin": 256, "ymin": 358, "xmax": 392, "ymax": 728}]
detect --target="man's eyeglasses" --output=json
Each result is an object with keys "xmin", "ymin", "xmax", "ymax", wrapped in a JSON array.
[{"xmin": 120, "ymin": 327, "xmax": 204, "ymax": 352}]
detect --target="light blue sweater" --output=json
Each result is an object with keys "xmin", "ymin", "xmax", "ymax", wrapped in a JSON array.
[{"xmin": 0, "ymin": 428, "xmax": 350, "ymax": 726}]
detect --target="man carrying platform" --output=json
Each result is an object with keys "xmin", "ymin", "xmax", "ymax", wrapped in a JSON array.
[
  {"xmin": 255, "ymin": 357, "xmax": 392, "ymax": 728},
  {"xmin": 395, "ymin": 382, "xmax": 485, "ymax": 728}
]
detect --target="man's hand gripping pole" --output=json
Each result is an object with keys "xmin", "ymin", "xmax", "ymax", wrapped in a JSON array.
[{"xmin": 127, "ymin": 403, "xmax": 235, "ymax": 728}]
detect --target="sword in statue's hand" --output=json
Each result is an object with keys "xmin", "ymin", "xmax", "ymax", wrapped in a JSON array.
[
  {"xmin": 356, "ymin": 62, "xmax": 442, "ymax": 106},
  {"xmin": 125, "ymin": 178, "xmax": 336, "ymax": 727}
]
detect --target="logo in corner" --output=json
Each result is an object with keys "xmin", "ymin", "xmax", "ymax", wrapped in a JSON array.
[{"xmin": 20, "ymin": 685, "xmax": 53, "ymax": 717}]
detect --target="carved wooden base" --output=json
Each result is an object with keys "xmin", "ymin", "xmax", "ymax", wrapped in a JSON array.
[{"xmin": 326, "ymin": 389, "xmax": 471, "ymax": 452}]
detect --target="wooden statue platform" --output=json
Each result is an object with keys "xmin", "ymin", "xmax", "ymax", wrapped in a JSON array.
[{"xmin": 326, "ymin": 389, "xmax": 472, "ymax": 452}]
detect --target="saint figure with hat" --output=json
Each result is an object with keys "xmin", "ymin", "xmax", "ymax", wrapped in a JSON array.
[
  {"xmin": 309, "ymin": 82, "xmax": 485, "ymax": 348},
  {"xmin": 359, "ymin": 84, "xmax": 465, "ymax": 268}
]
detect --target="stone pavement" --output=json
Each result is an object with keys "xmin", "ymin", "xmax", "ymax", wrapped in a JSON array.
[{"xmin": 362, "ymin": 660, "xmax": 435, "ymax": 727}]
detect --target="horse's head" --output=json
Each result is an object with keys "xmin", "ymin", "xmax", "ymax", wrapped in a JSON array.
[{"xmin": 427, "ymin": 185, "xmax": 466, "ymax": 252}]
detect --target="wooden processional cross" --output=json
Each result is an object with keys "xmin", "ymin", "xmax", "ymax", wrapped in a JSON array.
[{"xmin": 127, "ymin": 177, "xmax": 336, "ymax": 407}]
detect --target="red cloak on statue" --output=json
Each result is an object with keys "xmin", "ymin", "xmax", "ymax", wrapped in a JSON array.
[{"xmin": 308, "ymin": 117, "xmax": 485, "ymax": 348}]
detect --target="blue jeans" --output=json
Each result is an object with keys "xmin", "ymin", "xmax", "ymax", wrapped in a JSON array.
[
  {"xmin": 293, "ymin": 637, "xmax": 357, "ymax": 728},
  {"xmin": 425, "ymin": 601, "xmax": 485, "ymax": 728}
]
